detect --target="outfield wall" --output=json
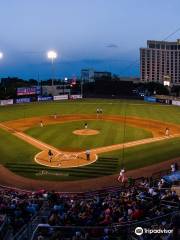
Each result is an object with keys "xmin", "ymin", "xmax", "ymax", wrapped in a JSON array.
[{"xmin": 0, "ymin": 94, "xmax": 82, "ymax": 106}]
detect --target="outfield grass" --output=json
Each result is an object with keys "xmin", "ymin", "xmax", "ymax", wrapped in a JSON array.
[
  {"xmin": 0, "ymin": 99, "xmax": 180, "ymax": 125},
  {"xmin": 25, "ymin": 120, "xmax": 152, "ymax": 150}
]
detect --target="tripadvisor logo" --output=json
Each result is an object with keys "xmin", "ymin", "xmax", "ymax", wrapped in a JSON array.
[
  {"xmin": 135, "ymin": 227, "xmax": 173, "ymax": 235},
  {"xmin": 135, "ymin": 227, "xmax": 143, "ymax": 236}
]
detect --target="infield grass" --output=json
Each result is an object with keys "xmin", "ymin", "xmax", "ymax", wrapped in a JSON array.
[{"xmin": 25, "ymin": 120, "xmax": 152, "ymax": 150}]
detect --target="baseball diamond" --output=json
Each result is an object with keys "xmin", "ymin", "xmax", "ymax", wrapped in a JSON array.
[{"xmin": 0, "ymin": 99, "xmax": 180, "ymax": 190}]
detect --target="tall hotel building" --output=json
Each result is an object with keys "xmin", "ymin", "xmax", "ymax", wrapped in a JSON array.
[{"xmin": 140, "ymin": 39, "xmax": 180, "ymax": 85}]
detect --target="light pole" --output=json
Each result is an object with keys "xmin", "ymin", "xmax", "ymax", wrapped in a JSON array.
[
  {"xmin": 0, "ymin": 52, "xmax": 4, "ymax": 92},
  {"xmin": 47, "ymin": 50, "xmax": 57, "ymax": 87},
  {"xmin": 121, "ymin": 103, "xmax": 126, "ymax": 169},
  {"xmin": 81, "ymin": 79, "xmax": 83, "ymax": 97}
]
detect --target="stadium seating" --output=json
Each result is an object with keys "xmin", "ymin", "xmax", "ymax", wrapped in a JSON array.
[{"xmin": 0, "ymin": 171, "xmax": 179, "ymax": 240}]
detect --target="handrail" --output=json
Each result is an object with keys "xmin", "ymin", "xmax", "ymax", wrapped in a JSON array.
[
  {"xmin": 30, "ymin": 211, "xmax": 179, "ymax": 240},
  {"xmin": 11, "ymin": 202, "xmax": 45, "ymax": 240}
]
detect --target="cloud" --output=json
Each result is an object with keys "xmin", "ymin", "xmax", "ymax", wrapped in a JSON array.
[{"xmin": 106, "ymin": 44, "xmax": 119, "ymax": 48}]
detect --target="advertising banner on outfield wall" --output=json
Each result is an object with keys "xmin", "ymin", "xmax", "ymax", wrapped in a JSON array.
[
  {"xmin": 156, "ymin": 99, "xmax": 172, "ymax": 104},
  {"xmin": 38, "ymin": 96, "xmax": 53, "ymax": 101},
  {"xmin": 0, "ymin": 99, "xmax": 14, "ymax": 106},
  {"xmin": 70, "ymin": 95, "xmax": 83, "ymax": 99},
  {"xmin": 16, "ymin": 98, "xmax": 31, "ymax": 104},
  {"xmin": 53, "ymin": 95, "xmax": 68, "ymax": 101},
  {"xmin": 144, "ymin": 96, "xmax": 157, "ymax": 103},
  {"xmin": 172, "ymin": 100, "xmax": 180, "ymax": 106}
]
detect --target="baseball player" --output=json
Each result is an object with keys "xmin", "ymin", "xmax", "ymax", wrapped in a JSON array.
[
  {"xmin": 118, "ymin": 168, "xmax": 125, "ymax": 183},
  {"xmin": 40, "ymin": 120, "xmax": 43, "ymax": 127},
  {"xmin": 165, "ymin": 127, "xmax": 169, "ymax": 136},
  {"xmin": 84, "ymin": 122, "xmax": 88, "ymax": 129},
  {"xmin": 85, "ymin": 149, "xmax": 90, "ymax": 161},
  {"xmin": 96, "ymin": 108, "xmax": 100, "ymax": 118},
  {"xmin": 54, "ymin": 113, "xmax": 57, "ymax": 119},
  {"xmin": 171, "ymin": 163, "xmax": 175, "ymax": 173},
  {"xmin": 48, "ymin": 150, "xmax": 53, "ymax": 163}
]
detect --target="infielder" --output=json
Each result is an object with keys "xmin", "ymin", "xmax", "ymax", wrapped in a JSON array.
[
  {"xmin": 84, "ymin": 122, "xmax": 88, "ymax": 129},
  {"xmin": 40, "ymin": 120, "xmax": 43, "ymax": 127},
  {"xmin": 165, "ymin": 127, "xmax": 169, "ymax": 136},
  {"xmin": 96, "ymin": 108, "xmax": 100, "ymax": 118}
]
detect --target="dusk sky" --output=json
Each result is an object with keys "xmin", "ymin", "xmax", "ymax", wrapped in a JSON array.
[{"xmin": 0, "ymin": 0, "xmax": 180, "ymax": 79}]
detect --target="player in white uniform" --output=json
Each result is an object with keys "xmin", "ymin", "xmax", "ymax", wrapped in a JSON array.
[
  {"xmin": 118, "ymin": 168, "xmax": 125, "ymax": 183},
  {"xmin": 165, "ymin": 127, "xmax": 169, "ymax": 136},
  {"xmin": 96, "ymin": 108, "xmax": 100, "ymax": 118},
  {"xmin": 40, "ymin": 120, "xmax": 43, "ymax": 127}
]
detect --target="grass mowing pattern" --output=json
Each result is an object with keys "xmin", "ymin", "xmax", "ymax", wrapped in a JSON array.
[
  {"xmin": 0, "ymin": 128, "xmax": 38, "ymax": 165},
  {"xmin": 1, "ymin": 99, "xmax": 180, "ymax": 181},
  {"xmin": 5, "ymin": 137, "xmax": 180, "ymax": 181},
  {"xmin": 25, "ymin": 120, "xmax": 152, "ymax": 151},
  {"xmin": 5, "ymin": 157, "xmax": 119, "ymax": 181}
]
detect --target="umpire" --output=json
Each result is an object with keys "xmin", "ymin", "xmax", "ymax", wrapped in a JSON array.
[{"xmin": 85, "ymin": 149, "xmax": 90, "ymax": 161}]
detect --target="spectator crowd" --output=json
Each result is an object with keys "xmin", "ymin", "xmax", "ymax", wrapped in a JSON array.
[{"xmin": 0, "ymin": 168, "xmax": 179, "ymax": 240}]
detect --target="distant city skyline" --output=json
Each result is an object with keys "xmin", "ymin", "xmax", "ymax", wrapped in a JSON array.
[{"xmin": 0, "ymin": 0, "xmax": 180, "ymax": 79}]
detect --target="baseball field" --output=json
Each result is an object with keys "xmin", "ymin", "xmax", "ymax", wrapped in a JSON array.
[{"xmin": 0, "ymin": 98, "xmax": 180, "ymax": 191}]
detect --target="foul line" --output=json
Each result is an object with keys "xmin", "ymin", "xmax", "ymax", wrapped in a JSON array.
[{"xmin": 0, "ymin": 122, "xmax": 180, "ymax": 169}]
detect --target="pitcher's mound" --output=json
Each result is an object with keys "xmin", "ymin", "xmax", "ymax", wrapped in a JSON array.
[{"xmin": 73, "ymin": 129, "xmax": 100, "ymax": 136}]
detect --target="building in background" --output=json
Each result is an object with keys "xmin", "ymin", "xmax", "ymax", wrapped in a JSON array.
[
  {"xmin": 42, "ymin": 84, "xmax": 71, "ymax": 96},
  {"xmin": 81, "ymin": 69, "xmax": 111, "ymax": 82},
  {"xmin": 94, "ymin": 71, "xmax": 111, "ymax": 81},
  {"xmin": 140, "ymin": 39, "xmax": 180, "ymax": 86},
  {"xmin": 81, "ymin": 69, "xmax": 95, "ymax": 83}
]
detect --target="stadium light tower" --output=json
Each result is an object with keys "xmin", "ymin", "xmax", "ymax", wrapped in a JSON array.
[{"xmin": 47, "ymin": 50, "xmax": 57, "ymax": 86}]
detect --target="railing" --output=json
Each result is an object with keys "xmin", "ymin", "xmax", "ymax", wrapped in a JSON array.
[
  {"xmin": 0, "ymin": 215, "xmax": 8, "ymax": 240},
  {"xmin": 30, "ymin": 211, "xmax": 179, "ymax": 240},
  {"xmin": 8, "ymin": 201, "xmax": 47, "ymax": 240},
  {"xmin": 0, "ymin": 168, "xmax": 179, "ymax": 240},
  {"xmin": 151, "ymin": 164, "xmax": 179, "ymax": 180},
  {"xmin": 1, "ymin": 165, "xmax": 179, "ymax": 197}
]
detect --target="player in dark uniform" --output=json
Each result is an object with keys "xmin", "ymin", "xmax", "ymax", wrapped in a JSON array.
[
  {"xmin": 48, "ymin": 150, "xmax": 53, "ymax": 163},
  {"xmin": 96, "ymin": 108, "xmax": 100, "ymax": 118}
]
